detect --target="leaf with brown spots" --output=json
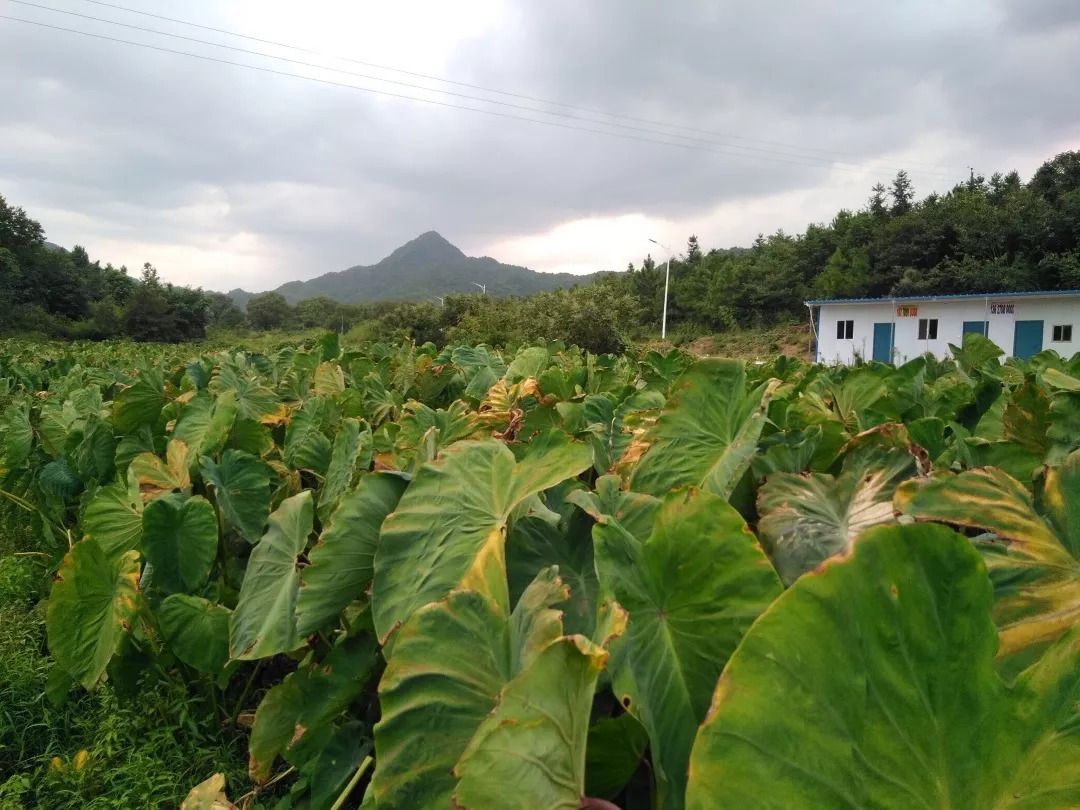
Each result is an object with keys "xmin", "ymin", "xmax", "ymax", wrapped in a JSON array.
[
  {"xmin": 128, "ymin": 439, "xmax": 192, "ymax": 502},
  {"xmin": 686, "ymin": 523, "xmax": 1080, "ymax": 809},
  {"xmin": 897, "ymin": 449, "xmax": 1080, "ymax": 662},
  {"xmin": 46, "ymin": 538, "xmax": 141, "ymax": 690},
  {"xmin": 757, "ymin": 444, "xmax": 916, "ymax": 585}
]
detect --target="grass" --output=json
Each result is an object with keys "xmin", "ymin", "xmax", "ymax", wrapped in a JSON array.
[
  {"xmin": 635, "ymin": 321, "xmax": 813, "ymax": 361},
  {"xmin": 0, "ymin": 538, "xmax": 258, "ymax": 810}
]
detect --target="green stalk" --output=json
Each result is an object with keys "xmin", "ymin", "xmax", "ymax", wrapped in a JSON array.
[
  {"xmin": 0, "ymin": 488, "xmax": 69, "ymax": 537},
  {"xmin": 200, "ymin": 673, "xmax": 222, "ymax": 727},
  {"xmin": 230, "ymin": 660, "xmax": 264, "ymax": 726},
  {"xmin": 330, "ymin": 756, "xmax": 373, "ymax": 810}
]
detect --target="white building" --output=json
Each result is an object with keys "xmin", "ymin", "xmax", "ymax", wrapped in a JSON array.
[{"xmin": 807, "ymin": 290, "xmax": 1080, "ymax": 365}]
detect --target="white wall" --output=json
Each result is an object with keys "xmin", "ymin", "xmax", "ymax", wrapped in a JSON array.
[{"xmin": 814, "ymin": 294, "xmax": 1080, "ymax": 365}]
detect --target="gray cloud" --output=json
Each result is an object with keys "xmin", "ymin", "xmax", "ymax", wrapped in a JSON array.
[{"xmin": 1, "ymin": 0, "xmax": 1077, "ymax": 290}]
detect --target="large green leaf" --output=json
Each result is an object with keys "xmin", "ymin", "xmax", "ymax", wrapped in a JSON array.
[
  {"xmin": 0, "ymin": 399, "xmax": 34, "ymax": 470},
  {"xmin": 685, "ymin": 523, "xmax": 1080, "ymax": 809},
  {"xmin": 897, "ymin": 451, "xmax": 1080, "ymax": 660},
  {"xmin": 566, "ymin": 474, "xmax": 659, "ymax": 543},
  {"xmin": 159, "ymin": 594, "xmax": 231, "ymax": 674},
  {"xmin": 112, "ymin": 368, "xmax": 166, "ymax": 434},
  {"xmin": 372, "ymin": 569, "xmax": 568, "ymax": 810},
  {"xmin": 372, "ymin": 431, "xmax": 591, "ymax": 642},
  {"xmin": 284, "ymin": 405, "xmax": 332, "ymax": 475},
  {"xmin": 295, "ymin": 473, "xmax": 407, "ymax": 637},
  {"xmin": 46, "ymin": 538, "xmax": 141, "ymax": 689},
  {"xmin": 1002, "ymin": 379, "xmax": 1053, "ymax": 456},
  {"xmin": 172, "ymin": 390, "xmax": 237, "ymax": 462},
  {"xmin": 318, "ymin": 417, "xmax": 371, "ymax": 524},
  {"xmin": 142, "ymin": 494, "xmax": 218, "ymax": 595},
  {"xmin": 505, "ymin": 345, "xmax": 549, "ymax": 382},
  {"xmin": 584, "ymin": 713, "xmax": 649, "ymax": 801},
  {"xmin": 230, "ymin": 491, "xmax": 312, "ymax": 660},
  {"xmin": 757, "ymin": 447, "xmax": 914, "ymax": 585},
  {"xmin": 248, "ymin": 633, "xmax": 378, "ymax": 781},
  {"xmin": 594, "ymin": 488, "xmax": 783, "ymax": 809},
  {"xmin": 72, "ymin": 416, "xmax": 116, "ymax": 483},
  {"xmin": 38, "ymin": 455, "xmax": 83, "ymax": 499},
  {"xmin": 82, "ymin": 476, "xmax": 143, "ymax": 559},
  {"xmin": 452, "ymin": 628, "xmax": 622, "ymax": 810},
  {"xmin": 210, "ymin": 364, "xmax": 288, "ymax": 425},
  {"xmin": 200, "ymin": 449, "xmax": 272, "ymax": 543},
  {"xmin": 313, "ymin": 361, "xmax": 345, "ymax": 398},
  {"xmin": 629, "ymin": 360, "xmax": 776, "ymax": 498},
  {"xmin": 506, "ymin": 514, "xmax": 598, "ymax": 637}
]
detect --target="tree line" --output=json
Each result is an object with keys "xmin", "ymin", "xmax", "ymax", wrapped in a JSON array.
[
  {"xmin": 0, "ymin": 195, "xmax": 244, "ymax": 341},
  {"xmin": 601, "ymin": 150, "xmax": 1080, "ymax": 339},
  {"xmin": 3, "ymin": 149, "xmax": 1078, "ymax": 349}
]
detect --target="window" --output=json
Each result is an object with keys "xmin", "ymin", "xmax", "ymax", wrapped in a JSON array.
[
  {"xmin": 836, "ymin": 319, "xmax": 853, "ymax": 340},
  {"xmin": 1052, "ymin": 325, "xmax": 1073, "ymax": 342},
  {"xmin": 918, "ymin": 318, "xmax": 938, "ymax": 340}
]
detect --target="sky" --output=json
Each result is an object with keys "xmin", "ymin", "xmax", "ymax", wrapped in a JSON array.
[{"xmin": 2, "ymin": 0, "xmax": 1079, "ymax": 292}]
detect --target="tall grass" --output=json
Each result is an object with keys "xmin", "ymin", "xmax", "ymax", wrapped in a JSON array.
[{"xmin": 0, "ymin": 543, "xmax": 255, "ymax": 810}]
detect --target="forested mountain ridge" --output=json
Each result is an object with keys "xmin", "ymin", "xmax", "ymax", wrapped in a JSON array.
[{"xmin": 227, "ymin": 231, "xmax": 595, "ymax": 308}]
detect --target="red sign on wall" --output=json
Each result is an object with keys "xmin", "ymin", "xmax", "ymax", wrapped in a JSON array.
[{"xmin": 896, "ymin": 305, "xmax": 918, "ymax": 316}]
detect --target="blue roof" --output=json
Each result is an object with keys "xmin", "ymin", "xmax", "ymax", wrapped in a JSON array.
[{"xmin": 805, "ymin": 289, "xmax": 1080, "ymax": 306}]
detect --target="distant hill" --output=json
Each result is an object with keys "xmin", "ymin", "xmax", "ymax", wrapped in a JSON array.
[{"xmin": 228, "ymin": 231, "xmax": 596, "ymax": 308}]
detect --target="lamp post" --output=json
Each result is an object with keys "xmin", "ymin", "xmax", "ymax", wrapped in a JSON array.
[
  {"xmin": 649, "ymin": 238, "xmax": 673, "ymax": 340},
  {"xmin": 471, "ymin": 282, "xmax": 487, "ymax": 294}
]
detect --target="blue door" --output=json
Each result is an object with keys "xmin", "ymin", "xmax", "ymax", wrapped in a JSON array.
[
  {"xmin": 872, "ymin": 323, "xmax": 893, "ymax": 363},
  {"xmin": 1013, "ymin": 320, "xmax": 1044, "ymax": 359},
  {"xmin": 963, "ymin": 321, "xmax": 988, "ymax": 336}
]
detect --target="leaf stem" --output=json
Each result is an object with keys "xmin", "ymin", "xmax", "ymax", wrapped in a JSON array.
[
  {"xmin": 229, "ymin": 660, "xmax": 264, "ymax": 726},
  {"xmin": 0, "ymin": 487, "xmax": 69, "ymax": 537},
  {"xmin": 237, "ymin": 765, "xmax": 296, "ymax": 803},
  {"xmin": 330, "ymin": 755, "xmax": 373, "ymax": 810}
]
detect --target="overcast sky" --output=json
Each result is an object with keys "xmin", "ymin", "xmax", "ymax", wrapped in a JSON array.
[{"xmin": 2, "ymin": 0, "xmax": 1079, "ymax": 292}]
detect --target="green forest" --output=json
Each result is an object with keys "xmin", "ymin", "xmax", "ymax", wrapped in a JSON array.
[{"xmin": 2, "ymin": 150, "xmax": 1078, "ymax": 351}]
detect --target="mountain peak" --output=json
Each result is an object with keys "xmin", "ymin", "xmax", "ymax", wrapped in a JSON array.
[
  {"xmin": 227, "ymin": 230, "xmax": 595, "ymax": 307},
  {"xmin": 387, "ymin": 231, "xmax": 464, "ymax": 263}
]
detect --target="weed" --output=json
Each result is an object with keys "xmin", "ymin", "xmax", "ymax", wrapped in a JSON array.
[{"xmin": 0, "ymin": 566, "xmax": 256, "ymax": 809}]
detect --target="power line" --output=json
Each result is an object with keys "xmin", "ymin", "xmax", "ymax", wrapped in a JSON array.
[
  {"xmin": 8, "ymin": 0, "xmax": 952, "ymax": 177},
  {"xmin": 70, "ymin": 0, "xmax": 960, "ymax": 173},
  {"xmin": 1, "ymin": 14, "xmax": 953, "ymax": 180}
]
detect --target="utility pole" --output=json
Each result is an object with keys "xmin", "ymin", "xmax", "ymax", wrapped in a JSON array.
[
  {"xmin": 471, "ymin": 282, "xmax": 486, "ymax": 294},
  {"xmin": 649, "ymin": 238, "xmax": 673, "ymax": 340}
]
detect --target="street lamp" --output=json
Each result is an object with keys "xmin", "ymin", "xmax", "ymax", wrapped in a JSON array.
[
  {"xmin": 649, "ymin": 238, "xmax": 673, "ymax": 340},
  {"xmin": 471, "ymin": 282, "xmax": 487, "ymax": 294}
]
